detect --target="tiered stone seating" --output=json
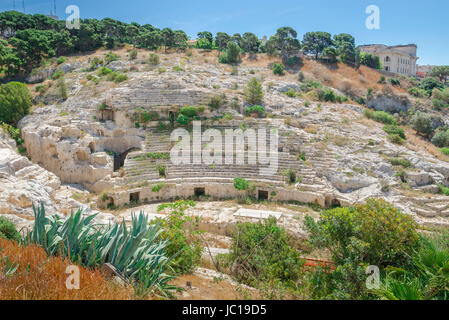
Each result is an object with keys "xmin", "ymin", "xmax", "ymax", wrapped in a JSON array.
[{"xmin": 122, "ymin": 126, "xmax": 328, "ymax": 193}]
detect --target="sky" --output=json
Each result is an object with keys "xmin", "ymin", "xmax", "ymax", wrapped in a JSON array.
[{"xmin": 1, "ymin": 0, "xmax": 448, "ymax": 65}]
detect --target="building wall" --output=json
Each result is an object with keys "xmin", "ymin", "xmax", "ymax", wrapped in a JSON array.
[{"xmin": 359, "ymin": 44, "xmax": 418, "ymax": 76}]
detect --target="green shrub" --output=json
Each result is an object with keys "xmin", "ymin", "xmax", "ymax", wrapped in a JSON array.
[
  {"xmin": 409, "ymin": 87, "xmax": 428, "ymax": 98},
  {"xmin": 299, "ymin": 80, "xmax": 322, "ymax": 93},
  {"xmin": 304, "ymin": 199, "xmax": 420, "ymax": 299},
  {"xmin": 317, "ymin": 87, "xmax": 337, "ymax": 102},
  {"xmin": 157, "ymin": 164, "xmax": 166, "ymax": 177},
  {"xmin": 148, "ymin": 53, "xmax": 160, "ymax": 65},
  {"xmin": 129, "ymin": 49, "xmax": 138, "ymax": 60},
  {"xmin": 180, "ymin": 106, "xmax": 198, "ymax": 118},
  {"xmin": 104, "ymin": 52, "xmax": 120, "ymax": 64},
  {"xmin": 284, "ymin": 88, "xmax": 297, "ymax": 98},
  {"xmin": 389, "ymin": 78, "xmax": 400, "ymax": 86},
  {"xmin": 245, "ymin": 105, "xmax": 266, "ymax": 117},
  {"xmin": 51, "ymin": 69, "xmax": 64, "ymax": 80},
  {"xmin": 411, "ymin": 111, "xmax": 434, "ymax": 137},
  {"xmin": 177, "ymin": 114, "xmax": 189, "ymax": 126},
  {"xmin": 57, "ymin": 78, "xmax": 68, "ymax": 100},
  {"xmin": 387, "ymin": 133, "xmax": 405, "ymax": 145},
  {"xmin": 364, "ymin": 109, "xmax": 397, "ymax": 125},
  {"xmin": 57, "ymin": 56, "xmax": 67, "ymax": 65},
  {"xmin": 225, "ymin": 217, "xmax": 304, "ymax": 287},
  {"xmin": 234, "ymin": 177, "xmax": 249, "ymax": 191},
  {"xmin": 156, "ymin": 201, "xmax": 203, "ymax": 274},
  {"xmin": 0, "ymin": 82, "xmax": 32, "ymax": 126},
  {"xmin": 441, "ymin": 147, "xmax": 449, "ymax": 155},
  {"xmin": 389, "ymin": 157, "xmax": 411, "ymax": 168},
  {"xmin": 152, "ymin": 183, "xmax": 164, "ymax": 192},
  {"xmin": 219, "ymin": 42, "xmax": 240, "ymax": 64},
  {"xmin": 209, "ymin": 95, "xmax": 225, "ymax": 109},
  {"xmin": 272, "ymin": 63, "xmax": 285, "ymax": 76},
  {"xmin": 0, "ymin": 217, "xmax": 21, "ymax": 241},
  {"xmin": 97, "ymin": 67, "xmax": 112, "ymax": 76},
  {"xmin": 431, "ymin": 129, "xmax": 449, "ymax": 147},
  {"xmin": 383, "ymin": 125, "xmax": 406, "ymax": 139},
  {"xmin": 244, "ymin": 78, "xmax": 264, "ymax": 105}
]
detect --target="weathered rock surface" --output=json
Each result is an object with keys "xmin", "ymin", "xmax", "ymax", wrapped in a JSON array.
[{"xmin": 0, "ymin": 131, "xmax": 60, "ymax": 223}]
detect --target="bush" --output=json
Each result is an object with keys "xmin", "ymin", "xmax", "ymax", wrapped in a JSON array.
[
  {"xmin": 97, "ymin": 67, "xmax": 112, "ymax": 76},
  {"xmin": 304, "ymin": 199, "xmax": 420, "ymax": 299},
  {"xmin": 104, "ymin": 52, "xmax": 120, "ymax": 64},
  {"xmin": 224, "ymin": 42, "xmax": 240, "ymax": 64},
  {"xmin": 156, "ymin": 201, "xmax": 203, "ymax": 274},
  {"xmin": 0, "ymin": 217, "xmax": 21, "ymax": 241},
  {"xmin": 177, "ymin": 114, "xmax": 189, "ymax": 126},
  {"xmin": 383, "ymin": 125, "xmax": 406, "ymax": 139},
  {"xmin": 411, "ymin": 111, "xmax": 434, "ymax": 137},
  {"xmin": 234, "ymin": 177, "xmax": 249, "ymax": 190},
  {"xmin": 360, "ymin": 52, "xmax": 382, "ymax": 69},
  {"xmin": 409, "ymin": 87, "xmax": 428, "ymax": 98},
  {"xmin": 147, "ymin": 53, "xmax": 160, "ymax": 65},
  {"xmin": 51, "ymin": 69, "xmax": 64, "ymax": 80},
  {"xmin": 57, "ymin": 56, "xmax": 67, "ymax": 65},
  {"xmin": 389, "ymin": 157, "xmax": 411, "ymax": 168},
  {"xmin": 244, "ymin": 78, "xmax": 264, "ymax": 105},
  {"xmin": 209, "ymin": 95, "xmax": 225, "ymax": 109},
  {"xmin": 387, "ymin": 133, "xmax": 405, "ymax": 145},
  {"xmin": 364, "ymin": 109, "xmax": 396, "ymax": 125},
  {"xmin": 441, "ymin": 147, "xmax": 449, "ymax": 155},
  {"xmin": 389, "ymin": 78, "xmax": 400, "ymax": 86},
  {"xmin": 129, "ymin": 49, "xmax": 138, "ymax": 60},
  {"xmin": 431, "ymin": 129, "xmax": 449, "ymax": 147},
  {"xmin": 0, "ymin": 82, "xmax": 32, "ymax": 126},
  {"xmin": 106, "ymin": 71, "xmax": 128, "ymax": 83},
  {"xmin": 418, "ymin": 77, "xmax": 444, "ymax": 94},
  {"xmin": 245, "ymin": 105, "xmax": 266, "ymax": 117},
  {"xmin": 152, "ymin": 183, "xmax": 164, "ymax": 193},
  {"xmin": 57, "ymin": 78, "xmax": 68, "ymax": 100},
  {"xmin": 317, "ymin": 87, "xmax": 337, "ymax": 102},
  {"xmin": 272, "ymin": 63, "xmax": 285, "ymax": 76},
  {"xmin": 225, "ymin": 217, "xmax": 304, "ymax": 287}
]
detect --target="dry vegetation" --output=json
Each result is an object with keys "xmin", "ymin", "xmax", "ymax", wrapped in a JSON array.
[{"xmin": 0, "ymin": 238, "xmax": 134, "ymax": 300}]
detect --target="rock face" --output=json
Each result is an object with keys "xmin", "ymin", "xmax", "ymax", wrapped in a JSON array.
[
  {"xmin": 366, "ymin": 88, "xmax": 411, "ymax": 113},
  {"xmin": 0, "ymin": 131, "xmax": 60, "ymax": 220}
]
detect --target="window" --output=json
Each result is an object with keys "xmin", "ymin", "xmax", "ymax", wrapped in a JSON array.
[{"xmin": 385, "ymin": 56, "xmax": 390, "ymax": 62}]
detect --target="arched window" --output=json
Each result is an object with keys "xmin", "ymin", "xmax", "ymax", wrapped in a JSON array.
[{"xmin": 385, "ymin": 56, "xmax": 390, "ymax": 62}]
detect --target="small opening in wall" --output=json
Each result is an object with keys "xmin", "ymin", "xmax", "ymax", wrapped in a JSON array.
[
  {"xmin": 130, "ymin": 192, "xmax": 140, "ymax": 203},
  {"xmin": 258, "ymin": 190, "xmax": 269, "ymax": 201},
  {"xmin": 194, "ymin": 187, "xmax": 206, "ymax": 197}
]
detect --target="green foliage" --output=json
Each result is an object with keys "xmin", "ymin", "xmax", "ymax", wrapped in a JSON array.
[
  {"xmin": 157, "ymin": 164, "xmax": 166, "ymax": 177},
  {"xmin": 176, "ymin": 114, "xmax": 189, "ymax": 126},
  {"xmin": 389, "ymin": 78, "xmax": 401, "ymax": 86},
  {"xmin": 244, "ymin": 77, "xmax": 264, "ymax": 105},
  {"xmin": 152, "ymin": 183, "xmax": 164, "ymax": 193},
  {"xmin": 234, "ymin": 177, "xmax": 249, "ymax": 191},
  {"xmin": 129, "ymin": 49, "xmax": 138, "ymax": 60},
  {"xmin": 245, "ymin": 105, "xmax": 266, "ymax": 117},
  {"xmin": 409, "ymin": 87, "xmax": 428, "ymax": 98},
  {"xmin": 333, "ymin": 33, "xmax": 356, "ymax": 63},
  {"xmin": 51, "ymin": 69, "xmax": 64, "ymax": 80},
  {"xmin": 0, "ymin": 216, "xmax": 21, "ymax": 241},
  {"xmin": 389, "ymin": 157, "xmax": 411, "ymax": 168},
  {"xmin": 363, "ymin": 109, "xmax": 397, "ymax": 125},
  {"xmin": 56, "ymin": 56, "xmax": 67, "ymax": 65},
  {"xmin": 304, "ymin": 199, "xmax": 420, "ymax": 299},
  {"xmin": 25, "ymin": 203, "xmax": 175, "ymax": 297},
  {"xmin": 431, "ymin": 129, "xmax": 449, "ymax": 147},
  {"xmin": 0, "ymin": 82, "xmax": 32, "ymax": 125},
  {"xmin": 411, "ymin": 111, "xmax": 434, "ymax": 137},
  {"xmin": 147, "ymin": 53, "xmax": 160, "ymax": 65},
  {"xmin": 106, "ymin": 71, "xmax": 128, "ymax": 83},
  {"xmin": 387, "ymin": 134, "xmax": 405, "ymax": 145},
  {"xmin": 302, "ymin": 31, "xmax": 332, "ymax": 60},
  {"xmin": 299, "ymin": 79, "xmax": 322, "ymax": 93},
  {"xmin": 359, "ymin": 52, "xmax": 382, "ymax": 69},
  {"xmin": 383, "ymin": 125, "xmax": 406, "ymax": 139},
  {"xmin": 376, "ymin": 232, "xmax": 449, "ymax": 300},
  {"xmin": 225, "ymin": 217, "xmax": 304, "ymax": 287},
  {"xmin": 441, "ymin": 147, "xmax": 449, "ymax": 156},
  {"xmin": 104, "ymin": 52, "xmax": 120, "ymax": 64},
  {"xmin": 97, "ymin": 66, "xmax": 113, "ymax": 76},
  {"xmin": 418, "ymin": 77, "xmax": 444, "ymax": 94},
  {"xmin": 57, "ymin": 78, "xmax": 68, "ymax": 101},
  {"xmin": 208, "ymin": 95, "xmax": 225, "ymax": 109},
  {"xmin": 156, "ymin": 201, "xmax": 202, "ymax": 274},
  {"xmin": 272, "ymin": 63, "xmax": 285, "ymax": 76},
  {"xmin": 429, "ymin": 66, "xmax": 449, "ymax": 82},
  {"xmin": 219, "ymin": 42, "xmax": 240, "ymax": 64}
]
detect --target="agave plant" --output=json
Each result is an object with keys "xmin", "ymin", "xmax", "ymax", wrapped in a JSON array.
[{"xmin": 25, "ymin": 202, "xmax": 175, "ymax": 297}]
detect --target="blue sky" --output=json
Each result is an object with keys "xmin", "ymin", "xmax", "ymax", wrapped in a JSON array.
[{"xmin": 1, "ymin": 0, "xmax": 448, "ymax": 65}]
